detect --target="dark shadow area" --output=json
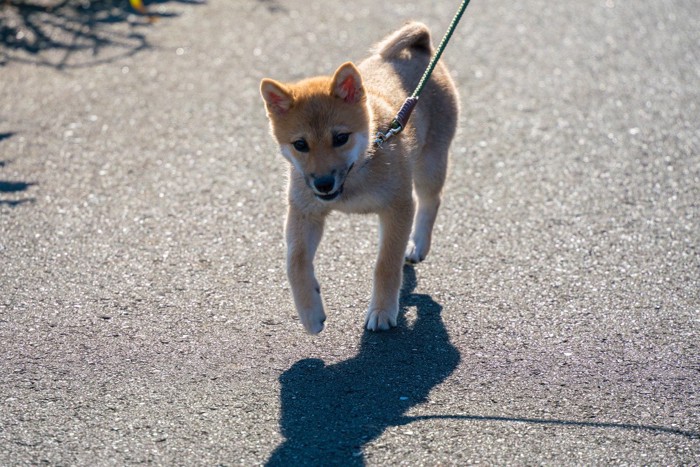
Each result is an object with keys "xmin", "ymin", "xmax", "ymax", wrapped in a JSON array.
[
  {"xmin": 0, "ymin": 179, "xmax": 36, "ymax": 207},
  {"xmin": 0, "ymin": 141, "xmax": 37, "ymax": 206},
  {"xmin": 0, "ymin": 180, "xmax": 34, "ymax": 192},
  {"xmin": 254, "ymin": 0, "xmax": 287, "ymax": 14},
  {"xmin": 0, "ymin": 0, "xmax": 204, "ymax": 68},
  {"xmin": 0, "ymin": 198, "xmax": 35, "ymax": 207},
  {"xmin": 267, "ymin": 265, "xmax": 461, "ymax": 465},
  {"xmin": 267, "ymin": 265, "xmax": 698, "ymax": 464}
]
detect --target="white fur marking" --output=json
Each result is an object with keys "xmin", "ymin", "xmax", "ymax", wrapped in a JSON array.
[
  {"xmin": 365, "ymin": 304, "xmax": 399, "ymax": 331},
  {"xmin": 347, "ymin": 133, "xmax": 369, "ymax": 166},
  {"xmin": 281, "ymin": 146, "xmax": 304, "ymax": 174}
]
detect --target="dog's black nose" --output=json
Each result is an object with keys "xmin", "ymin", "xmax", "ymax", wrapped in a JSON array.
[{"xmin": 313, "ymin": 175, "xmax": 335, "ymax": 194}]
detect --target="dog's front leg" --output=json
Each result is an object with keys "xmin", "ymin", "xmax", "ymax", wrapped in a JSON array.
[
  {"xmin": 366, "ymin": 199, "xmax": 414, "ymax": 331},
  {"xmin": 286, "ymin": 205, "xmax": 326, "ymax": 334}
]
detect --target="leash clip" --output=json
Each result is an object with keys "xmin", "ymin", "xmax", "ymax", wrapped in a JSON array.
[
  {"xmin": 373, "ymin": 96, "xmax": 419, "ymax": 149},
  {"xmin": 373, "ymin": 122, "xmax": 403, "ymax": 149}
]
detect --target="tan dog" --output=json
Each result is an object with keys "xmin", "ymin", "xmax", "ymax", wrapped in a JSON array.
[{"xmin": 260, "ymin": 22, "xmax": 459, "ymax": 334}]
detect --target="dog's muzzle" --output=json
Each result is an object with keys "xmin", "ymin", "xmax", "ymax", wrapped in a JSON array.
[{"xmin": 310, "ymin": 163, "xmax": 354, "ymax": 202}]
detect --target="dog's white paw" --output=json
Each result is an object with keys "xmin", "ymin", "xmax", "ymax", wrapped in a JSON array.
[
  {"xmin": 298, "ymin": 306, "xmax": 326, "ymax": 335},
  {"xmin": 404, "ymin": 237, "xmax": 427, "ymax": 264},
  {"xmin": 365, "ymin": 305, "xmax": 398, "ymax": 331}
]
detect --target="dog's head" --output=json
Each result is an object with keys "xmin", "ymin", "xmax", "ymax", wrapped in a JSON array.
[{"xmin": 260, "ymin": 62, "xmax": 370, "ymax": 202}]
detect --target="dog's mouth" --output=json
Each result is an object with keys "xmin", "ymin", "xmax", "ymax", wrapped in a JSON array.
[
  {"xmin": 312, "ymin": 163, "xmax": 354, "ymax": 202},
  {"xmin": 315, "ymin": 185, "xmax": 343, "ymax": 201}
]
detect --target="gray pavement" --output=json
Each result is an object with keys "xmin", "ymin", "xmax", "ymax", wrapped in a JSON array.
[{"xmin": 1, "ymin": 0, "xmax": 698, "ymax": 465}]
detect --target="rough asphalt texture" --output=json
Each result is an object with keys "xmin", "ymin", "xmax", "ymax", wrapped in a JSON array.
[{"xmin": 1, "ymin": 0, "xmax": 698, "ymax": 465}]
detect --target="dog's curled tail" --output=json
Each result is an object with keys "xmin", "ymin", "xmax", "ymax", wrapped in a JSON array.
[{"xmin": 374, "ymin": 21, "xmax": 433, "ymax": 59}]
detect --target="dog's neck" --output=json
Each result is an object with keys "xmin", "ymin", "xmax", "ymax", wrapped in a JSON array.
[{"xmin": 363, "ymin": 91, "xmax": 405, "ymax": 159}]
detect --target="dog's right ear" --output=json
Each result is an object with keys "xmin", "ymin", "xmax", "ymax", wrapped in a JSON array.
[{"xmin": 260, "ymin": 79, "xmax": 293, "ymax": 116}]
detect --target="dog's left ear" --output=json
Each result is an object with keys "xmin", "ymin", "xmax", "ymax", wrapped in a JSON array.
[{"xmin": 331, "ymin": 62, "xmax": 364, "ymax": 104}]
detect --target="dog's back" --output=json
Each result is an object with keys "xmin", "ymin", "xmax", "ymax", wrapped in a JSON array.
[
  {"xmin": 359, "ymin": 22, "xmax": 459, "ymax": 153},
  {"xmin": 359, "ymin": 22, "xmax": 460, "ymax": 266}
]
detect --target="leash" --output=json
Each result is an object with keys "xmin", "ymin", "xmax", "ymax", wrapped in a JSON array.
[{"xmin": 373, "ymin": 0, "xmax": 471, "ymax": 148}]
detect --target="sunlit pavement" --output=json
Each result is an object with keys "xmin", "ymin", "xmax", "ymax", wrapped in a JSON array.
[{"xmin": 1, "ymin": 0, "xmax": 698, "ymax": 464}]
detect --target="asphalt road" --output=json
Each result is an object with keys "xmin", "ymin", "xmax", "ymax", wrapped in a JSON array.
[{"xmin": 1, "ymin": 0, "xmax": 698, "ymax": 465}]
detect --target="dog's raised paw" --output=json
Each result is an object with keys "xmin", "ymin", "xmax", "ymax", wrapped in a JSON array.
[
  {"xmin": 299, "ymin": 307, "xmax": 326, "ymax": 335},
  {"xmin": 365, "ymin": 307, "xmax": 398, "ymax": 331}
]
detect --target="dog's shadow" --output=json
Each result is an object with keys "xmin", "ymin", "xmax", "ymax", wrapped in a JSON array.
[{"xmin": 266, "ymin": 264, "xmax": 460, "ymax": 465}]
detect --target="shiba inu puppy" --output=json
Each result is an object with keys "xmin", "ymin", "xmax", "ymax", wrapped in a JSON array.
[{"xmin": 260, "ymin": 22, "xmax": 459, "ymax": 334}]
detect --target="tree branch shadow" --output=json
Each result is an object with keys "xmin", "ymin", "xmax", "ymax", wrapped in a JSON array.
[
  {"xmin": 0, "ymin": 180, "xmax": 34, "ymax": 192},
  {"xmin": 0, "ymin": 0, "xmax": 203, "ymax": 68},
  {"xmin": 0, "ymin": 134, "xmax": 36, "ymax": 207},
  {"xmin": 0, "ymin": 179, "xmax": 36, "ymax": 207}
]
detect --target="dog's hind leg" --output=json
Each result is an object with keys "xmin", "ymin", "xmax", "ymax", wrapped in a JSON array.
[{"xmin": 405, "ymin": 146, "xmax": 448, "ymax": 264}]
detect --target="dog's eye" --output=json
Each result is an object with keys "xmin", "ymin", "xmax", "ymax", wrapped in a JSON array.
[
  {"xmin": 292, "ymin": 139, "xmax": 309, "ymax": 152},
  {"xmin": 332, "ymin": 133, "xmax": 351, "ymax": 147}
]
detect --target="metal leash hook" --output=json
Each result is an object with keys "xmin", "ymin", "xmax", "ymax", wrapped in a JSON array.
[{"xmin": 373, "ymin": 96, "xmax": 419, "ymax": 148}]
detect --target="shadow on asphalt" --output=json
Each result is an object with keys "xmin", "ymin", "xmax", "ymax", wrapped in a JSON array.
[
  {"xmin": 405, "ymin": 414, "xmax": 699, "ymax": 440},
  {"xmin": 266, "ymin": 264, "xmax": 461, "ymax": 465},
  {"xmin": 0, "ymin": 0, "xmax": 203, "ymax": 68},
  {"xmin": 267, "ymin": 266, "xmax": 699, "ymax": 464},
  {"xmin": 0, "ymin": 180, "xmax": 35, "ymax": 192},
  {"xmin": 0, "ymin": 133, "xmax": 36, "ymax": 207},
  {"xmin": 0, "ymin": 177, "xmax": 36, "ymax": 207}
]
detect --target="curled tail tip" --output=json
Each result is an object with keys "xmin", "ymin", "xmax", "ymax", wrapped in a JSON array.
[{"xmin": 375, "ymin": 21, "xmax": 433, "ymax": 59}]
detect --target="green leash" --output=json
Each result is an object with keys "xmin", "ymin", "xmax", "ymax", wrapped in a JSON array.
[{"xmin": 374, "ymin": 0, "xmax": 472, "ymax": 148}]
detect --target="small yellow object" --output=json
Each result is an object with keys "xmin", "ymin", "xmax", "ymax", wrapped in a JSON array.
[{"xmin": 129, "ymin": 0, "xmax": 148, "ymax": 14}]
